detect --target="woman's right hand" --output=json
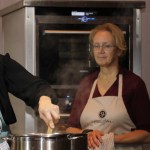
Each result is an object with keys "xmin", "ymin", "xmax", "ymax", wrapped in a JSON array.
[{"xmin": 87, "ymin": 130, "xmax": 104, "ymax": 149}]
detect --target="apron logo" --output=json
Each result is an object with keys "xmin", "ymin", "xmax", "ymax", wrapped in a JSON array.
[{"xmin": 99, "ymin": 110, "xmax": 106, "ymax": 118}]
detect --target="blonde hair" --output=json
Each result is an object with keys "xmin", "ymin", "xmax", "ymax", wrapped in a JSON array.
[{"xmin": 89, "ymin": 23, "xmax": 127, "ymax": 57}]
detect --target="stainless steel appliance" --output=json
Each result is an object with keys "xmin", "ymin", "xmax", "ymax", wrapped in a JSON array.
[
  {"xmin": 2, "ymin": 133, "xmax": 87, "ymax": 150},
  {"xmin": 35, "ymin": 5, "xmax": 137, "ymax": 131}
]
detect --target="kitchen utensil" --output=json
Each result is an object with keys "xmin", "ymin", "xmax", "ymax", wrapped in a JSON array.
[{"xmin": 2, "ymin": 133, "xmax": 88, "ymax": 150}]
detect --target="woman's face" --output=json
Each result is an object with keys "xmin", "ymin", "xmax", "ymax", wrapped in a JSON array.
[{"xmin": 92, "ymin": 30, "xmax": 120, "ymax": 67}]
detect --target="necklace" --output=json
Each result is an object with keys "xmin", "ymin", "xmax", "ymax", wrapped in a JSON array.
[
  {"xmin": 98, "ymin": 72, "xmax": 117, "ymax": 83},
  {"xmin": 97, "ymin": 72, "xmax": 117, "ymax": 96}
]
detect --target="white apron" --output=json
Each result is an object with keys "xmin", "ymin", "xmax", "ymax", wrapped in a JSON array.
[{"xmin": 80, "ymin": 75, "xmax": 142, "ymax": 150}]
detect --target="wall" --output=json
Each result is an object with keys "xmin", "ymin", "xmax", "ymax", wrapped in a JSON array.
[
  {"xmin": 0, "ymin": 0, "xmax": 20, "ymax": 10},
  {"xmin": 141, "ymin": 1, "xmax": 150, "ymax": 94},
  {"xmin": 0, "ymin": 17, "xmax": 2, "ymax": 53}
]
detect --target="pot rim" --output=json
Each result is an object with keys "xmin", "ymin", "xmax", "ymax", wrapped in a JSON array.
[{"xmin": 12, "ymin": 133, "xmax": 86, "ymax": 138}]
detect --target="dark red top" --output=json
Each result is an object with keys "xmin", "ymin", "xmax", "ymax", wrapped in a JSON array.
[{"xmin": 67, "ymin": 67, "xmax": 150, "ymax": 132}]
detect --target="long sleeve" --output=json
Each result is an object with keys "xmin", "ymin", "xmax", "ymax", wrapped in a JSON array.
[
  {"xmin": 0, "ymin": 53, "xmax": 57, "ymax": 124},
  {"xmin": 3, "ymin": 53, "xmax": 57, "ymax": 107}
]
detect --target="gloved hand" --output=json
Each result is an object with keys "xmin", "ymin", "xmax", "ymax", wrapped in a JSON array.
[{"xmin": 38, "ymin": 96, "xmax": 60, "ymax": 129}]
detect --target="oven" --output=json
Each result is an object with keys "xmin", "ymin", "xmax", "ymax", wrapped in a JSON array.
[{"xmin": 35, "ymin": 6, "xmax": 133, "ymax": 132}]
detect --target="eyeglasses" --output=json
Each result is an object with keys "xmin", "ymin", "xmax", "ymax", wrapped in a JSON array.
[{"xmin": 92, "ymin": 43, "xmax": 116, "ymax": 52}]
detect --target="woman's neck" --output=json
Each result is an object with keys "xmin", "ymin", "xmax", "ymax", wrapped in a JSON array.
[
  {"xmin": 97, "ymin": 66, "xmax": 119, "ymax": 96},
  {"xmin": 99, "ymin": 65, "xmax": 119, "ymax": 79}
]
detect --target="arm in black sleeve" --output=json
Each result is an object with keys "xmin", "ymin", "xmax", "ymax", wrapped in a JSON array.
[{"xmin": 3, "ymin": 53, "xmax": 57, "ymax": 108}]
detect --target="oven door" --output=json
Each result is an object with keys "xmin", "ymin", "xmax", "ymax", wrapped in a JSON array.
[{"xmin": 38, "ymin": 28, "xmax": 95, "ymax": 85}]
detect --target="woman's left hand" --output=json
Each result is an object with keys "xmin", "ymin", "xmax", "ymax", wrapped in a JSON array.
[
  {"xmin": 38, "ymin": 96, "xmax": 60, "ymax": 129},
  {"xmin": 87, "ymin": 130, "xmax": 104, "ymax": 149}
]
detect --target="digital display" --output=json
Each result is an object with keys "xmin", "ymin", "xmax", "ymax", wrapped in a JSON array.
[
  {"xmin": 71, "ymin": 11, "xmax": 85, "ymax": 16},
  {"xmin": 71, "ymin": 11, "xmax": 97, "ymax": 16}
]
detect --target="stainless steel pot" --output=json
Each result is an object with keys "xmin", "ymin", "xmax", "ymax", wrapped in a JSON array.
[{"xmin": 3, "ymin": 133, "xmax": 88, "ymax": 150}]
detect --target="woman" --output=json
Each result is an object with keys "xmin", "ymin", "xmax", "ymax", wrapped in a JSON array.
[{"xmin": 66, "ymin": 23, "xmax": 150, "ymax": 149}]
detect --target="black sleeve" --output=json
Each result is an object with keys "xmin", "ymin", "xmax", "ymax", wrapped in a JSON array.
[{"xmin": 3, "ymin": 53, "xmax": 58, "ymax": 108}]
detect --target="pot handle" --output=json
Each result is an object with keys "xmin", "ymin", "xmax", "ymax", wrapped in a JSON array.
[
  {"xmin": 67, "ymin": 134, "xmax": 85, "ymax": 140},
  {"xmin": 0, "ymin": 134, "xmax": 14, "ymax": 142}
]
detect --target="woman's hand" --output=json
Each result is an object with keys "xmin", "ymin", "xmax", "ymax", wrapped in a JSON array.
[
  {"xmin": 38, "ymin": 96, "xmax": 60, "ymax": 129},
  {"xmin": 88, "ymin": 130, "xmax": 104, "ymax": 149}
]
